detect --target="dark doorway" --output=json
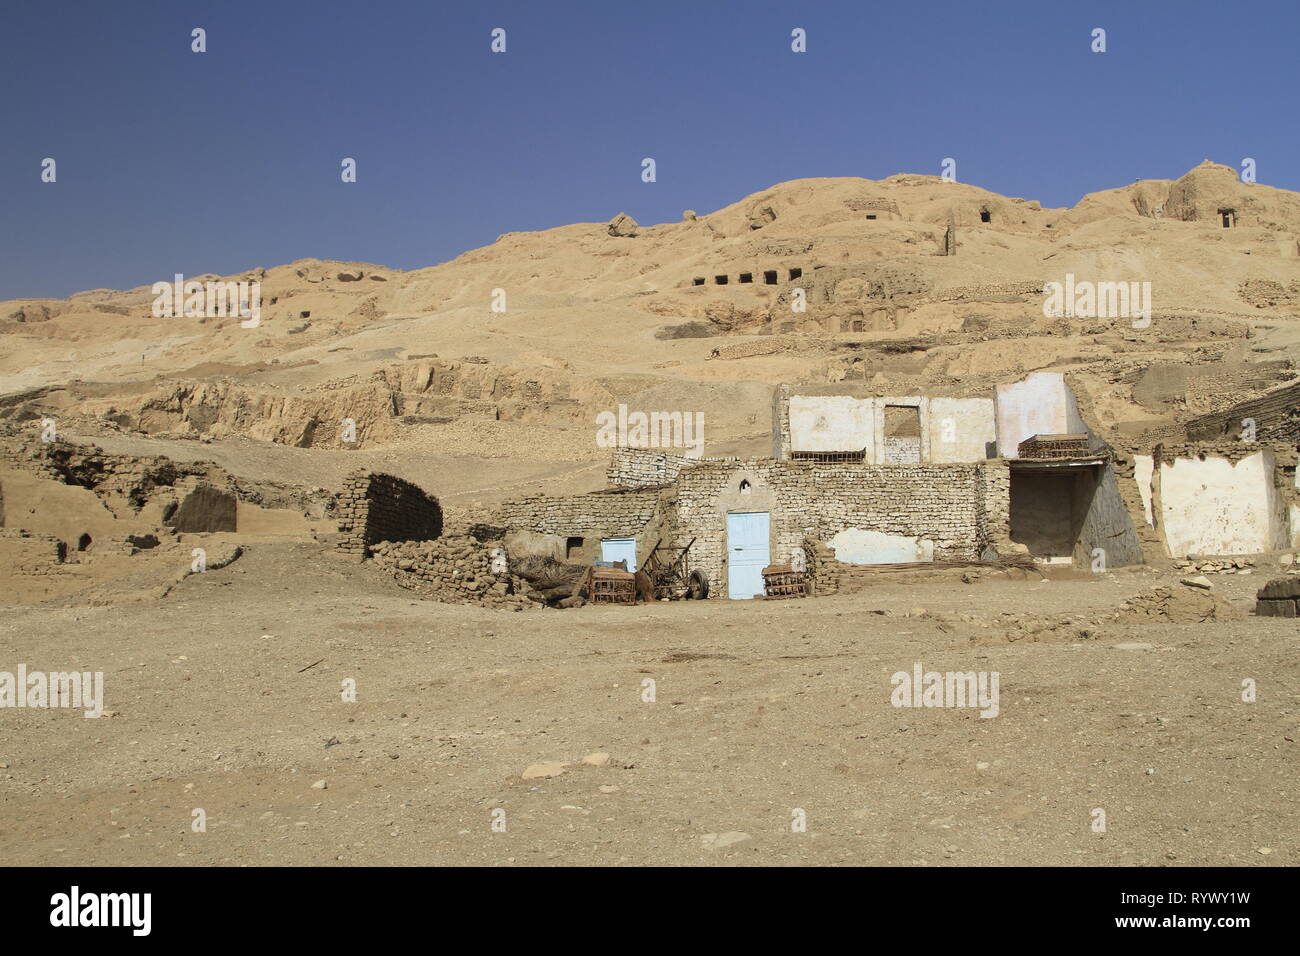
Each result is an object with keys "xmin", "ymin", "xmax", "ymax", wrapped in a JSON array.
[
  {"xmin": 715, "ymin": 275, "xmax": 728, "ymax": 285},
  {"xmin": 739, "ymin": 272, "xmax": 753, "ymax": 283},
  {"xmin": 692, "ymin": 277, "xmax": 705, "ymax": 286},
  {"xmin": 788, "ymin": 267, "xmax": 802, "ymax": 280},
  {"xmin": 763, "ymin": 270, "xmax": 778, "ymax": 285},
  {"xmin": 979, "ymin": 209, "xmax": 991, "ymax": 223},
  {"xmin": 1009, "ymin": 470, "xmax": 1088, "ymax": 563}
]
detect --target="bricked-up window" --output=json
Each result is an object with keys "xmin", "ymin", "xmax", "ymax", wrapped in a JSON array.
[
  {"xmin": 883, "ymin": 405, "xmax": 922, "ymax": 465},
  {"xmin": 739, "ymin": 479, "xmax": 751, "ymax": 495},
  {"xmin": 566, "ymin": 536, "xmax": 584, "ymax": 559}
]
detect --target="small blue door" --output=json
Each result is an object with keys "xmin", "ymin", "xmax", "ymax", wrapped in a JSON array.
[
  {"xmin": 727, "ymin": 512, "xmax": 770, "ymax": 599},
  {"xmin": 600, "ymin": 538, "xmax": 637, "ymax": 572}
]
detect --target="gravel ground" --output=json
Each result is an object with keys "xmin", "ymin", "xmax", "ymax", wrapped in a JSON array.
[{"xmin": 1, "ymin": 542, "xmax": 1295, "ymax": 866}]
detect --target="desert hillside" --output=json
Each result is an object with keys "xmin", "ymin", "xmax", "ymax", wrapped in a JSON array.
[{"xmin": 3, "ymin": 159, "xmax": 1298, "ymax": 510}]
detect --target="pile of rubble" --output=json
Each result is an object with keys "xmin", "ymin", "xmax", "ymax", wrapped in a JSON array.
[
  {"xmin": 369, "ymin": 537, "xmax": 542, "ymax": 611},
  {"xmin": 1173, "ymin": 557, "xmax": 1258, "ymax": 575},
  {"xmin": 1117, "ymin": 579, "xmax": 1243, "ymax": 623}
]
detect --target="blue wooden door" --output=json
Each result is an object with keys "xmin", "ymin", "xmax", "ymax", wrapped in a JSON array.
[
  {"xmin": 727, "ymin": 512, "xmax": 770, "ymax": 599},
  {"xmin": 600, "ymin": 537, "xmax": 637, "ymax": 572}
]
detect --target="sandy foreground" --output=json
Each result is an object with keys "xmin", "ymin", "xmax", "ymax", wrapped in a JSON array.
[{"xmin": 1, "ymin": 543, "xmax": 1294, "ymax": 867}]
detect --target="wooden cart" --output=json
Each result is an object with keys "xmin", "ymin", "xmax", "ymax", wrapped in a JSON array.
[{"xmin": 640, "ymin": 538, "xmax": 709, "ymax": 600}]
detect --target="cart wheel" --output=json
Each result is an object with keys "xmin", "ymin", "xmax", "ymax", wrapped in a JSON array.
[{"xmin": 687, "ymin": 569, "xmax": 709, "ymax": 600}]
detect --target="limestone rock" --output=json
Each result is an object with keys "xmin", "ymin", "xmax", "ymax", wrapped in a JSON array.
[
  {"xmin": 607, "ymin": 213, "xmax": 638, "ymax": 237},
  {"xmin": 521, "ymin": 762, "xmax": 568, "ymax": 780}
]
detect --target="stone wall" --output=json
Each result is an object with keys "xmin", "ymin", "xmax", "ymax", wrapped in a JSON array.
[
  {"xmin": 977, "ymin": 459, "xmax": 1013, "ymax": 556},
  {"xmin": 335, "ymin": 471, "xmax": 443, "ymax": 558},
  {"xmin": 607, "ymin": 448, "xmax": 711, "ymax": 488},
  {"xmin": 672, "ymin": 459, "xmax": 1008, "ymax": 598},
  {"xmin": 500, "ymin": 487, "xmax": 662, "ymax": 537},
  {"xmin": 499, "ymin": 487, "xmax": 666, "ymax": 566}
]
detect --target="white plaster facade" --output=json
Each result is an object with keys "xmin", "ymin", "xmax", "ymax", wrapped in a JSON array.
[
  {"xmin": 1158, "ymin": 451, "xmax": 1290, "ymax": 556},
  {"xmin": 994, "ymin": 371, "xmax": 1087, "ymax": 458}
]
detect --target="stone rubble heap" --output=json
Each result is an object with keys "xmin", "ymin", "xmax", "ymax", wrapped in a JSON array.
[
  {"xmin": 1173, "ymin": 557, "xmax": 1258, "ymax": 575},
  {"xmin": 369, "ymin": 536, "xmax": 542, "ymax": 611}
]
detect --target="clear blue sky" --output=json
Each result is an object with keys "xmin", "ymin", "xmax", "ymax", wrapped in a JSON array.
[{"xmin": 3, "ymin": 0, "xmax": 1297, "ymax": 299}]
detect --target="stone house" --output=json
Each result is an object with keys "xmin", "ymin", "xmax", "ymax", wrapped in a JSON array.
[{"xmin": 499, "ymin": 371, "xmax": 1159, "ymax": 598}]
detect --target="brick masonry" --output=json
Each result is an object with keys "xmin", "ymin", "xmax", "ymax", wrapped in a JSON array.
[
  {"xmin": 607, "ymin": 448, "xmax": 720, "ymax": 488},
  {"xmin": 335, "ymin": 471, "xmax": 443, "ymax": 558},
  {"xmin": 500, "ymin": 488, "xmax": 663, "ymax": 537},
  {"xmin": 1256, "ymin": 576, "xmax": 1300, "ymax": 617}
]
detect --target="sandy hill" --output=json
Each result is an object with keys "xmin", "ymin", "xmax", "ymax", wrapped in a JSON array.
[{"xmin": 2, "ymin": 159, "xmax": 1298, "ymax": 505}]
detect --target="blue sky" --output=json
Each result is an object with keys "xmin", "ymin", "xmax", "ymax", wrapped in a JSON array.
[{"xmin": 2, "ymin": 0, "xmax": 1297, "ymax": 299}]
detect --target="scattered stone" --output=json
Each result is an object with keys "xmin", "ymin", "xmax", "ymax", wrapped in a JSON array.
[
  {"xmin": 311, "ymin": 779, "xmax": 327, "ymax": 790},
  {"xmin": 522, "ymin": 762, "xmax": 568, "ymax": 780},
  {"xmin": 702, "ymin": 831, "xmax": 752, "ymax": 850},
  {"xmin": 581, "ymin": 752, "xmax": 611, "ymax": 767},
  {"xmin": 1181, "ymin": 575, "xmax": 1213, "ymax": 589}
]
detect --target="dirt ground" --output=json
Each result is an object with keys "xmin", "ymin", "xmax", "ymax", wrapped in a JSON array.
[{"xmin": 1, "ymin": 542, "xmax": 1294, "ymax": 867}]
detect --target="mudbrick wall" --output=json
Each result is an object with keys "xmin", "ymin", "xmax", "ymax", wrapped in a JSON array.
[
  {"xmin": 1256, "ymin": 577, "xmax": 1300, "ymax": 617},
  {"xmin": 335, "ymin": 471, "xmax": 443, "ymax": 558},
  {"xmin": 0, "ymin": 433, "xmax": 217, "ymax": 508},
  {"xmin": 1183, "ymin": 382, "xmax": 1300, "ymax": 442},
  {"xmin": 0, "ymin": 427, "xmax": 328, "ymax": 517},
  {"xmin": 673, "ymin": 459, "xmax": 1010, "ymax": 598}
]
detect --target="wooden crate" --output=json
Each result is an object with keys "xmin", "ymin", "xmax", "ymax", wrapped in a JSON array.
[
  {"xmin": 1016, "ymin": 433, "xmax": 1090, "ymax": 459},
  {"xmin": 762, "ymin": 564, "xmax": 808, "ymax": 599},
  {"xmin": 586, "ymin": 567, "xmax": 637, "ymax": 605}
]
